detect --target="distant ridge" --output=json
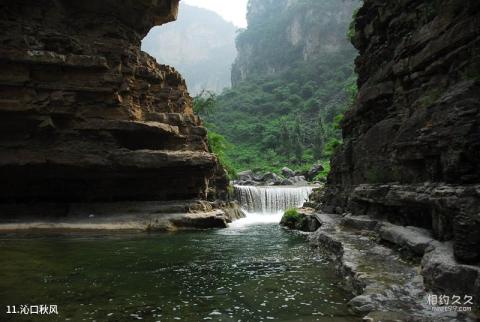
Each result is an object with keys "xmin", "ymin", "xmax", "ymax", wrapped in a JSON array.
[{"xmin": 142, "ymin": 3, "xmax": 238, "ymax": 95}]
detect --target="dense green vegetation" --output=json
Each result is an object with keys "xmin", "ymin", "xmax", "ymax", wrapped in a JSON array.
[
  {"xmin": 282, "ymin": 208, "xmax": 301, "ymax": 224},
  {"xmin": 193, "ymin": 91, "xmax": 236, "ymax": 179},
  {"xmin": 280, "ymin": 208, "xmax": 307, "ymax": 230},
  {"xmin": 198, "ymin": 0, "xmax": 359, "ymax": 178},
  {"xmin": 202, "ymin": 58, "xmax": 356, "ymax": 176}
]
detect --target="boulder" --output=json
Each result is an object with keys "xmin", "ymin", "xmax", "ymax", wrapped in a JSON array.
[
  {"xmin": 306, "ymin": 163, "xmax": 324, "ymax": 181},
  {"xmin": 290, "ymin": 176, "xmax": 308, "ymax": 186},
  {"xmin": 280, "ymin": 208, "xmax": 321, "ymax": 232},
  {"xmin": 281, "ymin": 178, "xmax": 294, "ymax": 185},
  {"xmin": 281, "ymin": 167, "xmax": 295, "ymax": 178},
  {"xmin": 237, "ymin": 170, "xmax": 254, "ymax": 181},
  {"xmin": 294, "ymin": 170, "xmax": 307, "ymax": 177},
  {"xmin": 422, "ymin": 242, "xmax": 480, "ymax": 305},
  {"xmin": 261, "ymin": 172, "xmax": 283, "ymax": 185}
]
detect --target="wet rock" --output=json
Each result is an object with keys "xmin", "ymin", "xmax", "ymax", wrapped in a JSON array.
[
  {"xmin": 349, "ymin": 295, "xmax": 377, "ymax": 313},
  {"xmin": 211, "ymin": 201, "xmax": 246, "ymax": 223},
  {"xmin": 309, "ymin": 212, "xmax": 479, "ymax": 321},
  {"xmin": 280, "ymin": 208, "xmax": 321, "ymax": 232},
  {"xmin": 171, "ymin": 211, "xmax": 228, "ymax": 229},
  {"xmin": 0, "ymin": 200, "xmax": 247, "ymax": 231}
]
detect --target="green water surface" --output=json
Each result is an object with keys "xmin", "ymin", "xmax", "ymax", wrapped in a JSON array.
[{"xmin": 0, "ymin": 223, "xmax": 357, "ymax": 322}]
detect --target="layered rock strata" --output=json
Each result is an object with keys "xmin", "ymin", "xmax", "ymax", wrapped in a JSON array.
[
  {"xmin": 324, "ymin": 0, "xmax": 480, "ymax": 263},
  {"xmin": 0, "ymin": 0, "xmax": 222, "ymax": 208}
]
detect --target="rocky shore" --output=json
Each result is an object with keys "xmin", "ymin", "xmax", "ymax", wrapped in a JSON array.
[
  {"xmin": 0, "ymin": 0, "xmax": 243, "ymax": 231},
  {"xmin": 282, "ymin": 201, "xmax": 479, "ymax": 321},
  {"xmin": 0, "ymin": 200, "xmax": 245, "ymax": 232},
  {"xmin": 309, "ymin": 212, "xmax": 479, "ymax": 321}
]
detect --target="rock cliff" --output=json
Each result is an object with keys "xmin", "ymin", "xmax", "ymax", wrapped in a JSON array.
[
  {"xmin": 323, "ymin": 0, "xmax": 480, "ymax": 263},
  {"xmin": 0, "ymin": 0, "xmax": 221, "ymax": 205},
  {"xmin": 232, "ymin": 0, "xmax": 360, "ymax": 85}
]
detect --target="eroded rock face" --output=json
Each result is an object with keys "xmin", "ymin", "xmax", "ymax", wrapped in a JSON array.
[
  {"xmin": 232, "ymin": 0, "xmax": 360, "ymax": 85},
  {"xmin": 323, "ymin": 0, "xmax": 480, "ymax": 263},
  {"xmin": 0, "ymin": 0, "xmax": 221, "ymax": 204}
]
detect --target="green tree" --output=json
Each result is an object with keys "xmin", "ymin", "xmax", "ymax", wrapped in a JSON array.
[
  {"xmin": 279, "ymin": 122, "xmax": 291, "ymax": 158},
  {"xmin": 292, "ymin": 119, "xmax": 304, "ymax": 162},
  {"xmin": 207, "ymin": 131, "xmax": 236, "ymax": 179},
  {"xmin": 313, "ymin": 115, "xmax": 326, "ymax": 160},
  {"xmin": 193, "ymin": 90, "xmax": 217, "ymax": 117}
]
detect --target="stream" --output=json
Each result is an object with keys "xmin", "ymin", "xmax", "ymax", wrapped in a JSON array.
[{"xmin": 0, "ymin": 186, "xmax": 358, "ymax": 322}]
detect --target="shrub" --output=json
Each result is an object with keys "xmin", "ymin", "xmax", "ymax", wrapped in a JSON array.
[{"xmin": 282, "ymin": 208, "xmax": 301, "ymax": 223}]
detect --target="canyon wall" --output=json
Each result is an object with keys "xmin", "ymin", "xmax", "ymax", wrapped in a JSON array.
[
  {"xmin": 232, "ymin": 0, "xmax": 360, "ymax": 85},
  {"xmin": 324, "ymin": 0, "xmax": 480, "ymax": 263},
  {"xmin": 0, "ymin": 0, "xmax": 221, "ymax": 205}
]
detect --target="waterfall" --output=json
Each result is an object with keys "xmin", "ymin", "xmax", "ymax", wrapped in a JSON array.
[{"xmin": 234, "ymin": 185, "xmax": 314, "ymax": 215}]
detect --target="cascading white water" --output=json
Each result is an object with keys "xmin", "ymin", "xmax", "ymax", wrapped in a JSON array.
[
  {"xmin": 234, "ymin": 185, "xmax": 314, "ymax": 214},
  {"xmin": 231, "ymin": 185, "xmax": 314, "ymax": 226}
]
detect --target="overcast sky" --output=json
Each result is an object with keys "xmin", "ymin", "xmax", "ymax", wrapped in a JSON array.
[{"xmin": 183, "ymin": 0, "xmax": 248, "ymax": 28}]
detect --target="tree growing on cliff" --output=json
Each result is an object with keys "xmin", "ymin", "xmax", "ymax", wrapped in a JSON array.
[{"xmin": 193, "ymin": 90, "xmax": 217, "ymax": 117}]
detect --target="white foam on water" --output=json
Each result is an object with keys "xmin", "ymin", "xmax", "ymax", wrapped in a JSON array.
[{"xmin": 228, "ymin": 211, "xmax": 283, "ymax": 228}]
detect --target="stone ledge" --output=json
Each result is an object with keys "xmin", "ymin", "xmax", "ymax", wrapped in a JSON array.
[
  {"xmin": 0, "ymin": 201, "xmax": 246, "ymax": 232},
  {"xmin": 308, "ymin": 212, "xmax": 479, "ymax": 321},
  {"xmin": 0, "ymin": 50, "xmax": 109, "ymax": 69},
  {"xmin": 379, "ymin": 223, "xmax": 435, "ymax": 256},
  {"xmin": 422, "ymin": 242, "xmax": 480, "ymax": 305}
]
